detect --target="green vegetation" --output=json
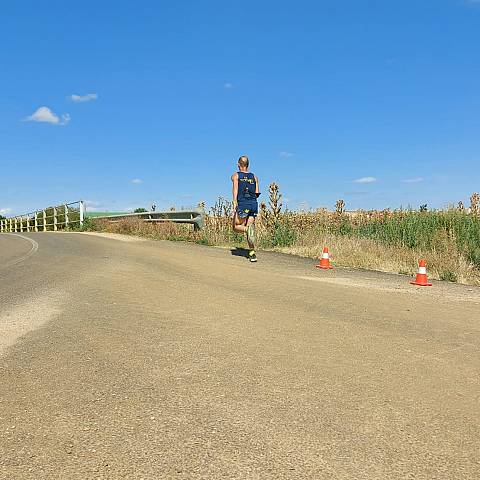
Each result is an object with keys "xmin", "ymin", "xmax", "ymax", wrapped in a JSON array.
[
  {"xmin": 85, "ymin": 211, "xmax": 129, "ymax": 218},
  {"xmin": 311, "ymin": 210, "xmax": 480, "ymax": 268}
]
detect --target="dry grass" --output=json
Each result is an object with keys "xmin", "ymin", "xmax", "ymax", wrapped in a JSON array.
[{"xmin": 273, "ymin": 233, "xmax": 480, "ymax": 286}]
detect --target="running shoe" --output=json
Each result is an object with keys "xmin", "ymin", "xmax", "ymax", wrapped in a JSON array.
[
  {"xmin": 248, "ymin": 250, "xmax": 257, "ymax": 262},
  {"xmin": 246, "ymin": 223, "xmax": 256, "ymax": 245}
]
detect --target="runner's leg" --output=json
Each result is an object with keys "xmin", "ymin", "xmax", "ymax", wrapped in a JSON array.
[
  {"xmin": 246, "ymin": 215, "xmax": 255, "ymax": 250},
  {"xmin": 233, "ymin": 213, "xmax": 248, "ymax": 233}
]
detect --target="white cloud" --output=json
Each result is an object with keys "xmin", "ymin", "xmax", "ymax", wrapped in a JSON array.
[
  {"xmin": 131, "ymin": 178, "xmax": 143, "ymax": 184},
  {"xmin": 0, "ymin": 207, "xmax": 12, "ymax": 215},
  {"xmin": 279, "ymin": 151, "xmax": 294, "ymax": 158},
  {"xmin": 84, "ymin": 200, "xmax": 105, "ymax": 212},
  {"xmin": 403, "ymin": 177, "xmax": 424, "ymax": 183},
  {"xmin": 24, "ymin": 107, "xmax": 70, "ymax": 125},
  {"xmin": 224, "ymin": 83, "xmax": 233, "ymax": 89},
  {"xmin": 354, "ymin": 176, "xmax": 377, "ymax": 184},
  {"xmin": 69, "ymin": 93, "xmax": 98, "ymax": 103}
]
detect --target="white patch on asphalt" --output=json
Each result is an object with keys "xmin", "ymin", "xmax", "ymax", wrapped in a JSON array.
[
  {"xmin": 294, "ymin": 275, "xmax": 404, "ymax": 292},
  {"xmin": 294, "ymin": 275, "xmax": 480, "ymax": 304},
  {"xmin": 77, "ymin": 232, "xmax": 146, "ymax": 242},
  {"xmin": 294, "ymin": 275, "xmax": 409, "ymax": 293},
  {"xmin": 0, "ymin": 289, "xmax": 64, "ymax": 355}
]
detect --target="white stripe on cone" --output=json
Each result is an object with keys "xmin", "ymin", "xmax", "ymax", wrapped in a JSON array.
[
  {"xmin": 322, "ymin": 252, "xmax": 329, "ymax": 259},
  {"xmin": 419, "ymin": 267, "xmax": 427, "ymax": 274}
]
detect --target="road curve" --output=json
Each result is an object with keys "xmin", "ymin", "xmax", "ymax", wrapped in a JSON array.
[
  {"xmin": 0, "ymin": 233, "xmax": 38, "ymax": 268},
  {"xmin": 1, "ymin": 232, "xmax": 479, "ymax": 479}
]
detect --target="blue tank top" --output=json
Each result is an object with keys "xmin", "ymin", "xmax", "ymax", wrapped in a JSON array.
[{"xmin": 237, "ymin": 172, "xmax": 257, "ymax": 203}]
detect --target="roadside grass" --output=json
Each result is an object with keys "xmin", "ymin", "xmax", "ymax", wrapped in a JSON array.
[{"xmin": 86, "ymin": 190, "xmax": 480, "ymax": 287}]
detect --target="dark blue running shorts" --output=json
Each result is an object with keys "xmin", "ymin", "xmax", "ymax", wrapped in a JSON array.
[{"xmin": 237, "ymin": 202, "xmax": 258, "ymax": 219}]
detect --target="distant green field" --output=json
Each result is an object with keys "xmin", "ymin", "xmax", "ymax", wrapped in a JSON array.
[{"xmin": 85, "ymin": 211, "xmax": 130, "ymax": 218}]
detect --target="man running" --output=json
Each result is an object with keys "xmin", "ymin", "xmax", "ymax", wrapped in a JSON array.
[{"xmin": 231, "ymin": 155, "xmax": 260, "ymax": 262}]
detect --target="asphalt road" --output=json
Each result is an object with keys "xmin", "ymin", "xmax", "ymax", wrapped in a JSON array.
[{"xmin": 1, "ymin": 232, "xmax": 479, "ymax": 480}]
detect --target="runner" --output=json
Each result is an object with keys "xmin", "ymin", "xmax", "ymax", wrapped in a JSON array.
[{"xmin": 231, "ymin": 155, "xmax": 260, "ymax": 262}]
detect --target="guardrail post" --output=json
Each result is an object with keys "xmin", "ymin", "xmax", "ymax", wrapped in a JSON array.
[
  {"xmin": 34, "ymin": 211, "xmax": 38, "ymax": 232},
  {"xmin": 14, "ymin": 217, "xmax": 17, "ymax": 232},
  {"xmin": 53, "ymin": 207, "xmax": 58, "ymax": 231},
  {"xmin": 26, "ymin": 214, "xmax": 30, "ymax": 232},
  {"xmin": 79, "ymin": 200, "xmax": 85, "ymax": 227},
  {"xmin": 43, "ymin": 210, "xmax": 47, "ymax": 232},
  {"xmin": 64, "ymin": 204, "xmax": 69, "ymax": 229}
]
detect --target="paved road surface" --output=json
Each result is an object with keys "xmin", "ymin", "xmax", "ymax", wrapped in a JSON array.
[{"xmin": 1, "ymin": 232, "xmax": 479, "ymax": 479}]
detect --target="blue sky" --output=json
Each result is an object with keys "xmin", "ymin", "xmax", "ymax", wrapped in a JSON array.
[{"xmin": 1, "ymin": 0, "xmax": 479, "ymax": 215}]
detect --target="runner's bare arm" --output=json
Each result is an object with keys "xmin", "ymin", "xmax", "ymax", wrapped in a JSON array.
[
  {"xmin": 255, "ymin": 175, "xmax": 260, "ymax": 195},
  {"xmin": 231, "ymin": 173, "xmax": 238, "ymax": 210}
]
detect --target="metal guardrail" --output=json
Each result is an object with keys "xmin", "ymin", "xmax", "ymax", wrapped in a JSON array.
[
  {"xmin": 93, "ymin": 209, "xmax": 206, "ymax": 231},
  {"xmin": 0, "ymin": 201, "xmax": 85, "ymax": 233}
]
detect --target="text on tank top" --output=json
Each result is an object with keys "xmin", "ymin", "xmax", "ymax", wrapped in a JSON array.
[{"xmin": 237, "ymin": 172, "xmax": 257, "ymax": 202}]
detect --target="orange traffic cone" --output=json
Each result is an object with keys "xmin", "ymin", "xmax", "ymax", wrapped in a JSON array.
[
  {"xmin": 315, "ymin": 247, "xmax": 334, "ymax": 269},
  {"xmin": 410, "ymin": 259, "xmax": 432, "ymax": 286}
]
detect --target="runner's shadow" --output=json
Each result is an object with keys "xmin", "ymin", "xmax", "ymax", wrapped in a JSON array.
[{"xmin": 230, "ymin": 247, "xmax": 249, "ymax": 258}]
